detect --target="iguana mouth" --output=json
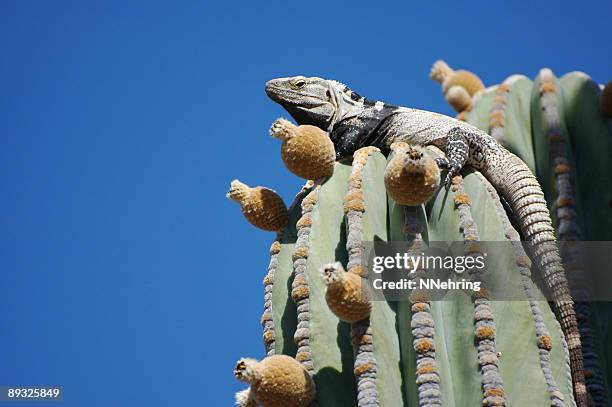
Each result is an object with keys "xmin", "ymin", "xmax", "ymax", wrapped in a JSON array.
[
  {"xmin": 266, "ymin": 82, "xmax": 325, "ymax": 107},
  {"xmin": 265, "ymin": 80, "xmax": 289, "ymax": 102}
]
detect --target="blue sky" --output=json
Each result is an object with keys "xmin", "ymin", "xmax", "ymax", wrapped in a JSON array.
[{"xmin": 1, "ymin": 1, "xmax": 610, "ymax": 405}]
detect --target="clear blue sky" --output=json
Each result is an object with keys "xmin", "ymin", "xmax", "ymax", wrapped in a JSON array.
[{"xmin": 1, "ymin": 1, "xmax": 610, "ymax": 405}]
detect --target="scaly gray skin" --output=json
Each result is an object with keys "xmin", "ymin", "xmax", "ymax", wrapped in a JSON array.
[{"xmin": 266, "ymin": 75, "xmax": 586, "ymax": 405}]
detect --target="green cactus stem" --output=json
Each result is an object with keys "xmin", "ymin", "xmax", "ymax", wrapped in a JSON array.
[
  {"xmin": 534, "ymin": 68, "xmax": 587, "ymax": 405},
  {"xmin": 560, "ymin": 71, "xmax": 612, "ymax": 406}
]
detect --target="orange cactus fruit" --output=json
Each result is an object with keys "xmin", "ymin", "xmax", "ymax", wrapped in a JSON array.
[
  {"xmin": 270, "ymin": 118, "xmax": 335, "ymax": 180},
  {"xmin": 601, "ymin": 81, "xmax": 612, "ymax": 117},
  {"xmin": 445, "ymin": 85, "xmax": 472, "ymax": 113},
  {"xmin": 227, "ymin": 180, "xmax": 288, "ymax": 232},
  {"xmin": 234, "ymin": 355, "xmax": 316, "ymax": 407},
  {"xmin": 430, "ymin": 60, "xmax": 454, "ymax": 84},
  {"xmin": 384, "ymin": 143, "xmax": 441, "ymax": 206},
  {"xmin": 430, "ymin": 60, "xmax": 485, "ymax": 96},
  {"xmin": 321, "ymin": 262, "xmax": 372, "ymax": 323}
]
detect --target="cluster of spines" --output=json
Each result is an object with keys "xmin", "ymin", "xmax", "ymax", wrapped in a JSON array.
[
  {"xmin": 261, "ymin": 182, "xmax": 314, "ymax": 356},
  {"xmin": 403, "ymin": 205, "xmax": 442, "ymax": 407},
  {"xmin": 539, "ymin": 68, "xmax": 604, "ymax": 406},
  {"xmin": 481, "ymin": 173, "xmax": 568, "ymax": 406},
  {"xmin": 344, "ymin": 147, "xmax": 380, "ymax": 407},
  {"xmin": 262, "ymin": 236, "xmax": 281, "ymax": 356},
  {"xmin": 291, "ymin": 185, "xmax": 322, "ymax": 377},
  {"xmin": 451, "ymin": 175, "xmax": 506, "ymax": 407},
  {"xmin": 539, "ymin": 70, "xmax": 580, "ymax": 242},
  {"xmin": 488, "ymin": 81, "xmax": 511, "ymax": 144}
]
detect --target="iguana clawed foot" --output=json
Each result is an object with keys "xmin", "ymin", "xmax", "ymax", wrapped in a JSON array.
[{"xmin": 435, "ymin": 156, "xmax": 458, "ymax": 186}]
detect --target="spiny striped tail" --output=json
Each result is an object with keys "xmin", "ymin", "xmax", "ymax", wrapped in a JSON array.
[{"xmin": 487, "ymin": 152, "xmax": 587, "ymax": 407}]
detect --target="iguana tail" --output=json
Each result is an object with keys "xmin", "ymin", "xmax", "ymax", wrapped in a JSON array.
[{"xmin": 485, "ymin": 152, "xmax": 587, "ymax": 407}]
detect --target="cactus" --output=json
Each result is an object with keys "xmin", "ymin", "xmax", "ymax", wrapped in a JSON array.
[{"xmin": 230, "ymin": 68, "xmax": 612, "ymax": 406}]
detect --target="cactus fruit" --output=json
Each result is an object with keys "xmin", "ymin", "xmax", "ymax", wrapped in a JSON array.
[
  {"xmin": 430, "ymin": 60, "xmax": 485, "ymax": 113},
  {"xmin": 227, "ymin": 180, "xmax": 288, "ymax": 231},
  {"xmin": 234, "ymin": 389, "xmax": 257, "ymax": 407},
  {"xmin": 270, "ymin": 117, "xmax": 335, "ymax": 180},
  {"xmin": 384, "ymin": 142, "xmax": 440, "ymax": 206},
  {"xmin": 601, "ymin": 81, "xmax": 612, "ymax": 117},
  {"xmin": 321, "ymin": 262, "xmax": 372, "ymax": 323},
  {"xmin": 234, "ymin": 355, "xmax": 316, "ymax": 407},
  {"xmin": 445, "ymin": 85, "xmax": 473, "ymax": 113}
]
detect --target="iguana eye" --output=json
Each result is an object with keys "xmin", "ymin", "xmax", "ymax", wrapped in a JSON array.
[{"xmin": 293, "ymin": 79, "xmax": 306, "ymax": 88}]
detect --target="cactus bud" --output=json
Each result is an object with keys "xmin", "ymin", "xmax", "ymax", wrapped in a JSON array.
[
  {"xmin": 227, "ymin": 180, "xmax": 288, "ymax": 231},
  {"xmin": 321, "ymin": 262, "xmax": 372, "ymax": 323},
  {"xmin": 445, "ymin": 85, "xmax": 473, "ymax": 113},
  {"xmin": 430, "ymin": 60, "xmax": 485, "ymax": 113},
  {"xmin": 235, "ymin": 388, "xmax": 257, "ymax": 407},
  {"xmin": 384, "ymin": 144, "xmax": 441, "ymax": 206},
  {"xmin": 430, "ymin": 60, "xmax": 454, "ymax": 84},
  {"xmin": 601, "ymin": 81, "xmax": 612, "ymax": 117},
  {"xmin": 442, "ymin": 70, "xmax": 485, "ymax": 96},
  {"xmin": 234, "ymin": 355, "xmax": 316, "ymax": 407},
  {"xmin": 270, "ymin": 118, "xmax": 335, "ymax": 180}
]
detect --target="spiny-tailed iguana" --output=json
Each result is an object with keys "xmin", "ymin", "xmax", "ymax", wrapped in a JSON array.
[{"xmin": 266, "ymin": 75, "xmax": 586, "ymax": 406}]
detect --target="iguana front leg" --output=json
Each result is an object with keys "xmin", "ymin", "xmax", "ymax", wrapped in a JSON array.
[{"xmin": 435, "ymin": 127, "xmax": 470, "ymax": 185}]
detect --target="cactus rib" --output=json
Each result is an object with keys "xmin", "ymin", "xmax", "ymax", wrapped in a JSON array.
[
  {"xmin": 543, "ymin": 70, "xmax": 608, "ymax": 406},
  {"xmin": 291, "ymin": 185, "xmax": 321, "ymax": 376},
  {"xmin": 481, "ymin": 172, "xmax": 567, "ymax": 406},
  {"xmin": 538, "ymin": 68, "xmax": 587, "ymax": 406},
  {"xmin": 488, "ymin": 81, "xmax": 511, "ymax": 144},
  {"xmin": 262, "ymin": 181, "xmax": 314, "ymax": 356},
  {"xmin": 403, "ymin": 206, "xmax": 442, "ymax": 407},
  {"xmin": 560, "ymin": 72, "xmax": 612, "ymax": 406},
  {"xmin": 451, "ymin": 175, "xmax": 506, "ymax": 407},
  {"xmin": 262, "ymin": 236, "xmax": 281, "ymax": 356},
  {"xmin": 344, "ymin": 147, "xmax": 380, "ymax": 407}
]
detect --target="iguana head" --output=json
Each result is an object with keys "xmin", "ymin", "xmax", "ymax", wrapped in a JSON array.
[{"xmin": 265, "ymin": 76, "xmax": 364, "ymax": 131}]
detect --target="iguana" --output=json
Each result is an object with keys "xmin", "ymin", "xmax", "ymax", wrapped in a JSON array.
[{"xmin": 266, "ymin": 75, "xmax": 587, "ymax": 406}]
